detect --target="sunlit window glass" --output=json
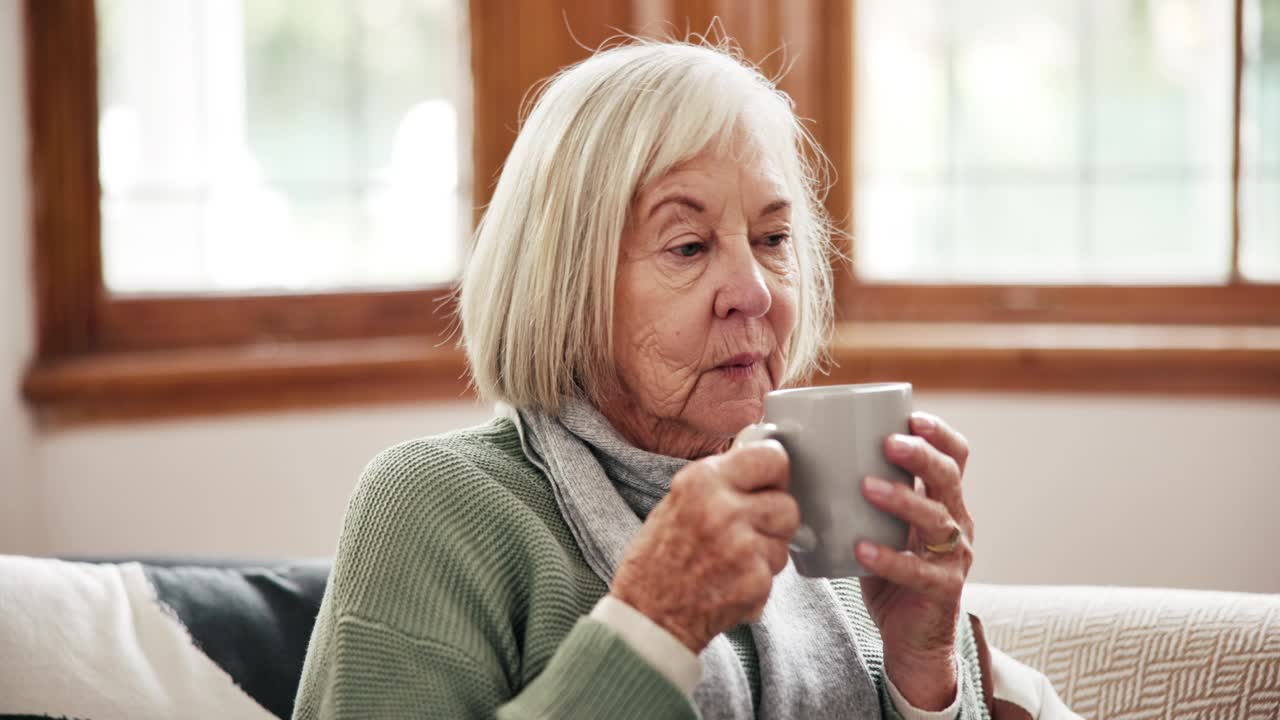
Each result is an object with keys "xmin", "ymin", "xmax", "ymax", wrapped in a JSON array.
[
  {"xmin": 1242, "ymin": 0, "xmax": 1280, "ymax": 280},
  {"xmin": 96, "ymin": 0, "xmax": 466, "ymax": 294},
  {"xmin": 855, "ymin": 0, "xmax": 1235, "ymax": 284}
]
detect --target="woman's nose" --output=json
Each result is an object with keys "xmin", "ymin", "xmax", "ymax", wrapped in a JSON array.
[{"xmin": 712, "ymin": 238, "xmax": 772, "ymax": 319}]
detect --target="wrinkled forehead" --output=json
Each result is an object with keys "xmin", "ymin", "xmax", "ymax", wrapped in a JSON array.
[{"xmin": 633, "ymin": 119, "xmax": 793, "ymax": 212}]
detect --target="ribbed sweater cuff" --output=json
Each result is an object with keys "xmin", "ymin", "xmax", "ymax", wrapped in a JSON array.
[
  {"xmin": 498, "ymin": 617, "xmax": 698, "ymax": 720},
  {"xmin": 589, "ymin": 595, "xmax": 702, "ymax": 695}
]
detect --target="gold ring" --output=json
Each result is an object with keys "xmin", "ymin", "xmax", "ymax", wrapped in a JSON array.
[{"xmin": 925, "ymin": 524, "xmax": 963, "ymax": 555}]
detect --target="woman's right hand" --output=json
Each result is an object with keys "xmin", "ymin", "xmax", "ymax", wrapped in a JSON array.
[{"xmin": 609, "ymin": 439, "xmax": 799, "ymax": 653}]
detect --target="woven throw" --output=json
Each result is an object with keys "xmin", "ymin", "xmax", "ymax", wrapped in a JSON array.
[{"xmin": 964, "ymin": 584, "xmax": 1280, "ymax": 720}]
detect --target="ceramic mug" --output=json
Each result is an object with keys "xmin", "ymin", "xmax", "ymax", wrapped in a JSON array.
[{"xmin": 735, "ymin": 382, "xmax": 914, "ymax": 578}]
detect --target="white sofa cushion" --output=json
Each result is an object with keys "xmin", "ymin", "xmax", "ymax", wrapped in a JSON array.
[{"xmin": 965, "ymin": 584, "xmax": 1280, "ymax": 719}]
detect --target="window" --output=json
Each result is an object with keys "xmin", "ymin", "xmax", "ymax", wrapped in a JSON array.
[
  {"xmin": 1242, "ymin": 0, "xmax": 1280, "ymax": 279},
  {"xmin": 24, "ymin": 0, "xmax": 474, "ymax": 423},
  {"xmin": 845, "ymin": 0, "xmax": 1279, "ymax": 328},
  {"xmin": 96, "ymin": 0, "xmax": 466, "ymax": 293},
  {"xmin": 856, "ymin": 0, "xmax": 1235, "ymax": 283},
  {"xmin": 22, "ymin": 0, "xmax": 1280, "ymax": 424}
]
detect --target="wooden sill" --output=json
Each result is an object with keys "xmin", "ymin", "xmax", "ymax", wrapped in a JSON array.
[
  {"xmin": 822, "ymin": 323, "xmax": 1280, "ymax": 396},
  {"xmin": 23, "ymin": 323, "xmax": 1280, "ymax": 426},
  {"xmin": 23, "ymin": 337, "xmax": 478, "ymax": 426}
]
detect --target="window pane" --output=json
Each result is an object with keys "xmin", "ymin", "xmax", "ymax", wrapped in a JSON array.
[
  {"xmin": 951, "ymin": 0, "xmax": 1082, "ymax": 174},
  {"xmin": 951, "ymin": 182, "xmax": 1083, "ymax": 281},
  {"xmin": 97, "ymin": 0, "xmax": 466, "ymax": 294},
  {"xmin": 854, "ymin": 0, "xmax": 1235, "ymax": 284},
  {"xmin": 854, "ymin": 0, "xmax": 949, "ymax": 177},
  {"xmin": 1242, "ymin": 0, "xmax": 1280, "ymax": 280},
  {"xmin": 1091, "ymin": 180, "xmax": 1230, "ymax": 281}
]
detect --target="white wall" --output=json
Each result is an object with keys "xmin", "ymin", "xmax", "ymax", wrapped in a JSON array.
[
  {"xmin": 923, "ymin": 393, "xmax": 1280, "ymax": 593},
  {"xmin": 2, "ymin": 5, "xmax": 1277, "ymax": 593},
  {"xmin": 24, "ymin": 393, "xmax": 1280, "ymax": 595},
  {"xmin": 0, "ymin": 0, "xmax": 39, "ymax": 555},
  {"xmin": 16, "ymin": 389, "xmax": 1280, "ymax": 594},
  {"xmin": 35, "ymin": 403, "xmax": 491, "ymax": 559}
]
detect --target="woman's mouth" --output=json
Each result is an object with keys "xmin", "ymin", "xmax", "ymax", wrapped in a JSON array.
[{"xmin": 716, "ymin": 353, "xmax": 762, "ymax": 381}]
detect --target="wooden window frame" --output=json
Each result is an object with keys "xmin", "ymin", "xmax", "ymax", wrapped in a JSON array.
[
  {"xmin": 21, "ymin": 0, "xmax": 1280, "ymax": 426},
  {"xmin": 23, "ymin": 0, "xmax": 467, "ymax": 424},
  {"xmin": 837, "ymin": 0, "xmax": 1280, "ymax": 328},
  {"xmin": 27, "ymin": 0, "xmax": 458, "ymax": 353},
  {"xmin": 823, "ymin": 0, "xmax": 1278, "ymax": 398}
]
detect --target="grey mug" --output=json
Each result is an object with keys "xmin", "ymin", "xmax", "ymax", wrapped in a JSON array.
[{"xmin": 735, "ymin": 382, "xmax": 914, "ymax": 578}]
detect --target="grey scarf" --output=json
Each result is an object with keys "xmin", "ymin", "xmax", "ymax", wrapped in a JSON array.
[{"xmin": 509, "ymin": 398, "xmax": 881, "ymax": 719}]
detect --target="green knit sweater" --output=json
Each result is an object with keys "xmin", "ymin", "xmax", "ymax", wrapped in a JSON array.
[{"xmin": 293, "ymin": 418, "xmax": 989, "ymax": 719}]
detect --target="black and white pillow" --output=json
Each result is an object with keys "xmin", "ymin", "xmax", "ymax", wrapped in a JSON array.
[{"xmin": 0, "ymin": 555, "xmax": 328, "ymax": 720}]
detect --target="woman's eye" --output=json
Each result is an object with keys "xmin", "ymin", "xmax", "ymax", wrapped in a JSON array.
[
  {"xmin": 763, "ymin": 233, "xmax": 790, "ymax": 248},
  {"xmin": 672, "ymin": 242, "xmax": 706, "ymax": 258}
]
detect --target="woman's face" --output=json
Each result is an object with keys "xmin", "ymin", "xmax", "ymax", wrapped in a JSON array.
[{"xmin": 607, "ymin": 133, "xmax": 799, "ymax": 458}]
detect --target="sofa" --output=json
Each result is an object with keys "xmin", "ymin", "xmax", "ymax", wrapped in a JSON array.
[
  {"xmin": 962, "ymin": 583, "xmax": 1280, "ymax": 718},
  {"xmin": 0, "ymin": 556, "xmax": 1276, "ymax": 719}
]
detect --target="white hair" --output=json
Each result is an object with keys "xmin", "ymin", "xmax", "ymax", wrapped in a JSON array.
[{"xmin": 459, "ymin": 39, "xmax": 833, "ymax": 414}]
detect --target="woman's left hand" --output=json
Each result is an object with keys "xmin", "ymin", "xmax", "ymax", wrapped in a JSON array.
[{"xmin": 856, "ymin": 411, "xmax": 976, "ymax": 711}]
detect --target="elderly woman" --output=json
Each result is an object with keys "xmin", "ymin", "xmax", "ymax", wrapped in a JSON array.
[{"xmin": 295, "ymin": 41, "xmax": 1071, "ymax": 719}]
